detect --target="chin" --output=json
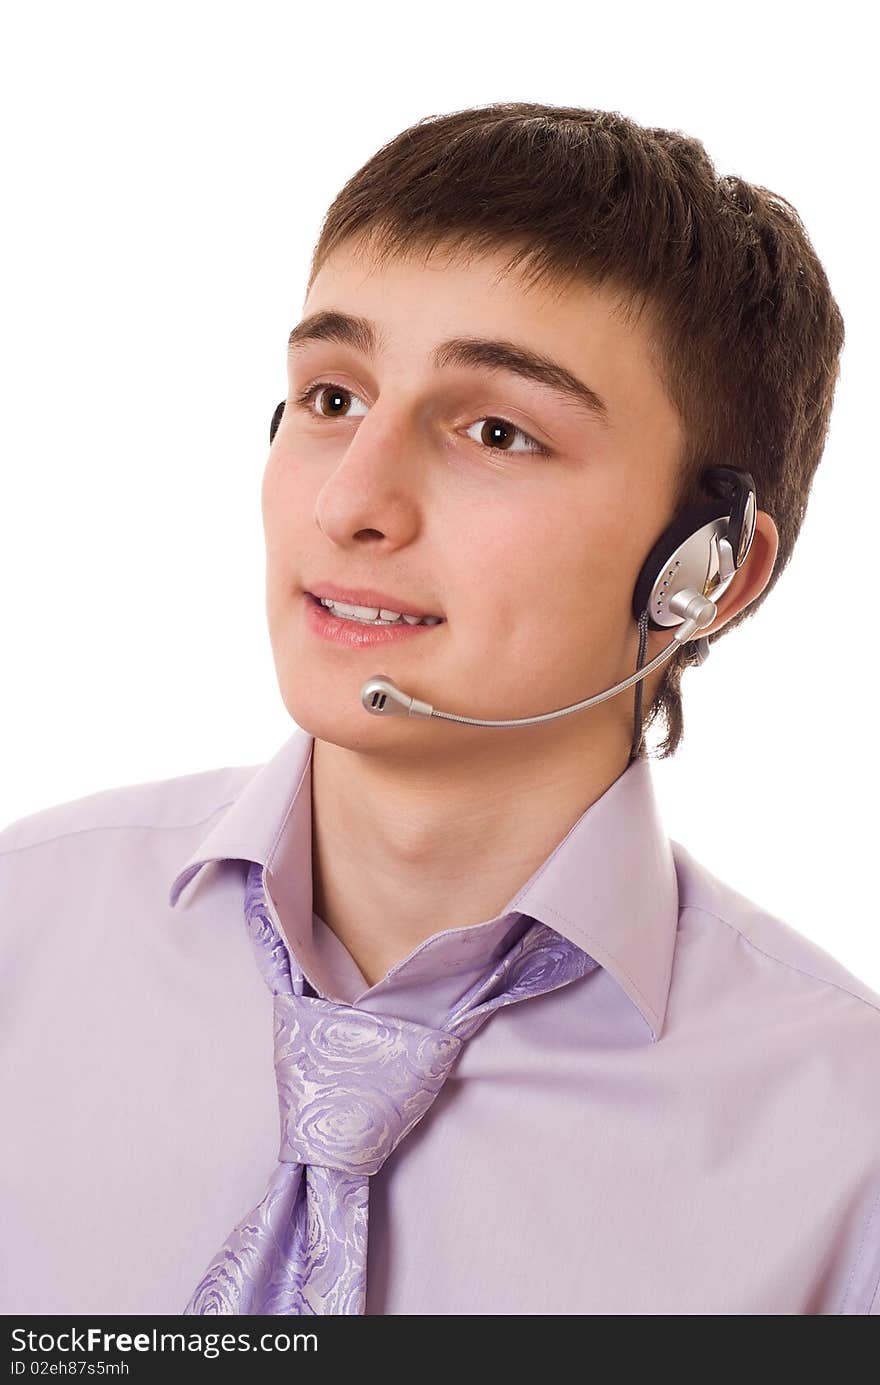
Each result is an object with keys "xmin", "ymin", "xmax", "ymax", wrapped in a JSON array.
[{"xmin": 277, "ymin": 691, "xmax": 420, "ymax": 752}]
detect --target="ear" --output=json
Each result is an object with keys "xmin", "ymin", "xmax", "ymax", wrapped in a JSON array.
[{"xmin": 700, "ymin": 509, "xmax": 780, "ymax": 637}]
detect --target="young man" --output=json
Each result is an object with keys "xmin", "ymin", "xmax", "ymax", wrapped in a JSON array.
[{"xmin": 2, "ymin": 103, "xmax": 877, "ymax": 1317}]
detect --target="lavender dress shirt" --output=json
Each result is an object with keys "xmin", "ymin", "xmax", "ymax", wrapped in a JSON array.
[{"xmin": 1, "ymin": 725, "xmax": 878, "ymax": 1316}]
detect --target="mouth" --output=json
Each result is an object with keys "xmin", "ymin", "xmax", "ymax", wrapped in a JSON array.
[
  {"xmin": 303, "ymin": 592, "xmax": 446, "ymax": 647},
  {"xmin": 305, "ymin": 592, "xmax": 445, "ymax": 627}
]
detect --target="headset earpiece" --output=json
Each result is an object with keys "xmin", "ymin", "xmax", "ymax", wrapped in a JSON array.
[{"xmin": 632, "ymin": 466, "xmax": 757, "ymax": 631}]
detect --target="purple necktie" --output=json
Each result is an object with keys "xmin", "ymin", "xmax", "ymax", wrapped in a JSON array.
[{"xmin": 183, "ymin": 859, "xmax": 596, "ymax": 1315}]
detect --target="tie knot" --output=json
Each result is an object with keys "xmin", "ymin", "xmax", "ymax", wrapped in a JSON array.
[{"xmin": 273, "ymin": 992, "xmax": 464, "ymax": 1176}]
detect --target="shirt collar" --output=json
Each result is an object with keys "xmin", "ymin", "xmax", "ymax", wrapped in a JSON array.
[{"xmin": 168, "ymin": 725, "xmax": 679, "ymax": 1042}]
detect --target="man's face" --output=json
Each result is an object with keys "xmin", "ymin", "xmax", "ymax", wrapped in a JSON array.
[{"xmin": 262, "ymin": 239, "xmax": 685, "ymax": 766}]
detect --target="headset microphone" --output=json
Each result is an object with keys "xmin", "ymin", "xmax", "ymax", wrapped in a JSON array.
[
  {"xmin": 268, "ymin": 402, "xmax": 757, "ymax": 753},
  {"xmin": 361, "ymin": 588, "xmax": 716, "ymax": 726}
]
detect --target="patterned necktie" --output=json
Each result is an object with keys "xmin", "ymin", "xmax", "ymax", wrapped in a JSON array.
[{"xmin": 184, "ymin": 859, "xmax": 597, "ymax": 1315}]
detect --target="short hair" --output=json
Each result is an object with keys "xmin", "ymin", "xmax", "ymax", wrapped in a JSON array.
[{"xmin": 305, "ymin": 102, "xmax": 845, "ymax": 758}]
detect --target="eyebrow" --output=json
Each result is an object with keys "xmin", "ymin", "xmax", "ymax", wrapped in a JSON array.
[{"xmin": 287, "ymin": 309, "xmax": 611, "ymax": 428}]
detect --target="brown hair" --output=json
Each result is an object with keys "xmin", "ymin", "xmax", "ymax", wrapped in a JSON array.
[{"xmin": 305, "ymin": 102, "xmax": 845, "ymax": 758}]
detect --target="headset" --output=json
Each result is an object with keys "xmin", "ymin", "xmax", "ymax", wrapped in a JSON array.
[{"xmin": 269, "ymin": 399, "xmax": 758, "ymax": 761}]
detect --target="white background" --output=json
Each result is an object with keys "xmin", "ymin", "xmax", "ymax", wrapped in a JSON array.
[{"xmin": 2, "ymin": 1, "xmax": 877, "ymax": 988}]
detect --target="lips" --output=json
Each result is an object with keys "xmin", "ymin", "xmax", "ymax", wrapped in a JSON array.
[
  {"xmin": 305, "ymin": 582, "xmax": 444, "ymax": 621},
  {"xmin": 304, "ymin": 592, "xmax": 445, "ymax": 646}
]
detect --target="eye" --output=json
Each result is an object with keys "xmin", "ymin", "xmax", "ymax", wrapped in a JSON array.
[
  {"xmin": 463, "ymin": 417, "xmax": 550, "ymax": 457},
  {"xmin": 293, "ymin": 380, "xmax": 552, "ymax": 458},
  {"xmin": 295, "ymin": 381, "xmax": 368, "ymax": 418}
]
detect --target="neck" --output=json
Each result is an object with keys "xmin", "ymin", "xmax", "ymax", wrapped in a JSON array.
[{"xmin": 309, "ymin": 722, "xmax": 632, "ymax": 988}]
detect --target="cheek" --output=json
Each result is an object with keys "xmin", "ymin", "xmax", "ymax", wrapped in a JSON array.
[
  {"xmin": 261, "ymin": 452, "xmax": 308, "ymax": 558},
  {"xmin": 455, "ymin": 502, "xmax": 578, "ymax": 643},
  {"xmin": 471, "ymin": 497, "xmax": 630, "ymax": 649},
  {"xmin": 262, "ymin": 446, "xmax": 295, "ymax": 504}
]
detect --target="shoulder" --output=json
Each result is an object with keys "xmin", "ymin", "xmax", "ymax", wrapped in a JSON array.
[
  {"xmin": 669, "ymin": 840, "xmax": 880, "ymax": 1315},
  {"xmin": 669, "ymin": 836, "xmax": 880, "ymax": 1129},
  {"xmin": 0, "ymin": 757, "xmax": 263, "ymax": 978},
  {"xmin": 0, "ymin": 760, "xmax": 260, "ymax": 859},
  {"xmin": 670, "ymin": 837, "xmax": 880, "ymax": 1019}
]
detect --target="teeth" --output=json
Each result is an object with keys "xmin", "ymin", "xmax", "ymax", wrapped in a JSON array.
[
  {"xmin": 324, "ymin": 600, "xmax": 382, "ymax": 619},
  {"xmin": 319, "ymin": 597, "xmax": 441, "ymax": 627}
]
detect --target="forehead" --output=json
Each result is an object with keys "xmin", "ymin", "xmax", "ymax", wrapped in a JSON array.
[{"xmin": 304, "ymin": 240, "xmax": 636, "ymax": 350}]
